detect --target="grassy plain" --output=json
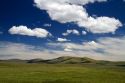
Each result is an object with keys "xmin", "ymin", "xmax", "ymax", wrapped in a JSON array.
[{"xmin": 0, "ymin": 61, "xmax": 125, "ymax": 83}]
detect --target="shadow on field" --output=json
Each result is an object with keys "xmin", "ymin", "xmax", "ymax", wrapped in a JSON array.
[{"xmin": 117, "ymin": 65, "xmax": 125, "ymax": 67}]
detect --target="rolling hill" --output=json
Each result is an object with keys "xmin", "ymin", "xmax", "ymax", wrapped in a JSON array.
[
  {"xmin": 0, "ymin": 56, "xmax": 124, "ymax": 66},
  {"xmin": 27, "ymin": 56, "xmax": 97, "ymax": 64},
  {"xmin": 0, "ymin": 56, "xmax": 125, "ymax": 83}
]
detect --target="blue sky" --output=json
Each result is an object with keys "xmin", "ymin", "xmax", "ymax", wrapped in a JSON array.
[{"xmin": 0, "ymin": 0, "xmax": 125, "ymax": 61}]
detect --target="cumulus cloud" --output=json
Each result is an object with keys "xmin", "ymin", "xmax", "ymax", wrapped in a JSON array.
[
  {"xmin": 82, "ymin": 31, "xmax": 87, "ymax": 35},
  {"xmin": 78, "ymin": 17, "xmax": 122, "ymax": 33},
  {"xmin": 62, "ymin": 29, "xmax": 80, "ymax": 36},
  {"xmin": 34, "ymin": 0, "xmax": 122, "ymax": 34},
  {"xmin": 57, "ymin": 38, "xmax": 69, "ymax": 42},
  {"xmin": 9, "ymin": 25, "xmax": 51, "ymax": 38},
  {"xmin": 34, "ymin": 0, "xmax": 88, "ymax": 23}
]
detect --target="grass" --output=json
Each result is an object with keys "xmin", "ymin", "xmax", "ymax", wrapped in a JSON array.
[{"xmin": 0, "ymin": 62, "xmax": 125, "ymax": 83}]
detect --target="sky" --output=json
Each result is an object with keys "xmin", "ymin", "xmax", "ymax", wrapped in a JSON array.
[{"xmin": 0, "ymin": 0, "xmax": 125, "ymax": 61}]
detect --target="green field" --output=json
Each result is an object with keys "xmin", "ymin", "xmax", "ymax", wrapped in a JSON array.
[
  {"xmin": 0, "ymin": 63, "xmax": 125, "ymax": 83},
  {"xmin": 0, "ymin": 57, "xmax": 125, "ymax": 83}
]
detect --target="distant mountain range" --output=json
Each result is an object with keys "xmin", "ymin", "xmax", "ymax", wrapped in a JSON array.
[
  {"xmin": 0, "ymin": 56, "xmax": 125, "ymax": 67},
  {"xmin": 27, "ymin": 56, "xmax": 96, "ymax": 64}
]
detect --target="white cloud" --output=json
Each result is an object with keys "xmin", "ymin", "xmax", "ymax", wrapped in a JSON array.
[
  {"xmin": 0, "ymin": 36, "xmax": 125, "ymax": 61},
  {"xmin": 47, "ymin": 36, "xmax": 125, "ymax": 61},
  {"xmin": 64, "ymin": 0, "xmax": 107, "ymax": 5},
  {"xmin": 9, "ymin": 25, "xmax": 51, "ymax": 38},
  {"xmin": 78, "ymin": 17, "xmax": 122, "ymax": 33},
  {"xmin": 0, "ymin": 42, "xmax": 58, "ymax": 60},
  {"xmin": 87, "ymin": 41, "xmax": 98, "ymax": 46},
  {"xmin": 34, "ymin": 0, "xmax": 88, "ymax": 23},
  {"xmin": 34, "ymin": 0, "xmax": 122, "ymax": 34},
  {"xmin": 43, "ymin": 23, "xmax": 52, "ymax": 27},
  {"xmin": 64, "ymin": 48, "xmax": 73, "ymax": 52},
  {"xmin": 62, "ymin": 29, "xmax": 80, "ymax": 36},
  {"xmin": 57, "ymin": 38, "xmax": 69, "ymax": 42},
  {"xmin": 72, "ymin": 29, "xmax": 80, "ymax": 35},
  {"xmin": 82, "ymin": 31, "xmax": 87, "ymax": 35}
]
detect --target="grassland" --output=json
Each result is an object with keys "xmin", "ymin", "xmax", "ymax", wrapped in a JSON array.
[{"xmin": 0, "ymin": 57, "xmax": 125, "ymax": 83}]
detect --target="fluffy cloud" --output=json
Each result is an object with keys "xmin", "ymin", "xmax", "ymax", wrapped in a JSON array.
[
  {"xmin": 78, "ymin": 17, "xmax": 122, "ymax": 33},
  {"xmin": 62, "ymin": 29, "xmax": 80, "ymax": 36},
  {"xmin": 34, "ymin": 0, "xmax": 122, "ymax": 34},
  {"xmin": 9, "ymin": 26, "xmax": 51, "ymax": 38},
  {"xmin": 47, "ymin": 36, "xmax": 125, "ymax": 61},
  {"xmin": 57, "ymin": 38, "xmax": 69, "ymax": 42},
  {"xmin": 34, "ymin": 0, "xmax": 88, "ymax": 23},
  {"xmin": 82, "ymin": 31, "xmax": 87, "ymax": 35}
]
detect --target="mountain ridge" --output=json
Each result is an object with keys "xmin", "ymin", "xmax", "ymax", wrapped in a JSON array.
[{"xmin": 1, "ymin": 56, "xmax": 125, "ymax": 66}]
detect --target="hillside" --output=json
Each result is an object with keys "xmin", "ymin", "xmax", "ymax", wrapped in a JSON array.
[
  {"xmin": 0, "ymin": 57, "xmax": 125, "ymax": 83},
  {"xmin": 0, "ymin": 56, "xmax": 125, "ymax": 83},
  {"xmin": 44, "ymin": 56, "xmax": 96, "ymax": 64},
  {"xmin": 26, "ymin": 56, "xmax": 98, "ymax": 64},
  {"xmin": 1, "ymin": 56, "xmax": 125, "ymax": 67}
]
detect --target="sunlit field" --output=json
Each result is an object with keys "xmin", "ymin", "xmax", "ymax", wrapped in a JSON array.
[{"xmin": 0, "ymin": 61, "xmax": 125, "ymax": 83}]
